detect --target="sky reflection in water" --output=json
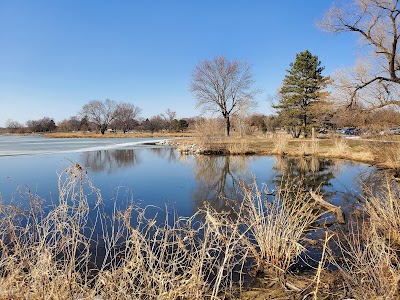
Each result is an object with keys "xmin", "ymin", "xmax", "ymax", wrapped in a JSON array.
[{"xmin": 0, "ymin": 139, "xmax": 373, "ymax": 224}]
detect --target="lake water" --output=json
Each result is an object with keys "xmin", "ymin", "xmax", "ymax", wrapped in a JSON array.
[
  {"xmin": 0, "ymin": 135, "xmax": 373, "ymax": 222},
  {"xmin": 0, "ymin": 135, "xmax": 378, "ymax": 274}
]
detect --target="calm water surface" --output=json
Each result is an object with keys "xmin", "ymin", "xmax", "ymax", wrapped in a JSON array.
[{"xmin": 0, "ymin": 135, "xmax": 374, "ymax": 221}]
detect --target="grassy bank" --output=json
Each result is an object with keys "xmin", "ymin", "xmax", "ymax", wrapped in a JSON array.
[
  {"xmin": 175, "ymin": 134, "xmax": 400, "ymax": 170},
  {"xmin": 36, "ymin": 130, "xmax": 400, "ymax": 170}
]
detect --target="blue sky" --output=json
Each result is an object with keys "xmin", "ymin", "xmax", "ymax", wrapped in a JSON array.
[{"xmin": 0, "ymin": 0, "xmax": 359, "ymax": 126}]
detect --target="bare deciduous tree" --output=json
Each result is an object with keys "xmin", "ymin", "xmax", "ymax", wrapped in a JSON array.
[
  {"xmin": 81, "ymin": 99, "xmax": 117, "ymax": 134},
  {"xmin": 319, "ymin": 0, "xmax": 400, "ymax": 110},
  {"xmin": 5, "ymin": 119, "xmax": 23, "ymax": 133},
  {"xmin": 190, "ymin": 56, "xmax": 258, "ymax": 136},
  {"xmin": 113, "ymin": 102, "xmax": 142, "ymax": 133},
  {"xmin": 25, "ymin": 117, "xmax": 56, "ymax": 132},
  {"xmin": 161, "ymin": 109, "xmax": 177, "ymax": 132}
]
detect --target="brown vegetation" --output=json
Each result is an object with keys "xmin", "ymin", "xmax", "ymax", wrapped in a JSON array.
[
  {"xmin": 0, "ymin": 163, "xmax": 368, "ymax": 299},
  {"xmin": 328, "ymin": 178, "xmax": 400, "ymax": 299},
  {"xmin": 176, "ymin": 132, "xmax": 400, "ymax": 172}
]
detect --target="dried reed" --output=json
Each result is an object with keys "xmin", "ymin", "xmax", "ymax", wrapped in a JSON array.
[
  {"xmin": 236, "ymin": 179, "xmax": 320, "ymax": 280},
  {"xmin": 328, "ymin": 178, "xmax": 400, "ymax": 299},
  {"xmin": 272, "ymin": 134, "xmax": 289, "ymax": 155}
]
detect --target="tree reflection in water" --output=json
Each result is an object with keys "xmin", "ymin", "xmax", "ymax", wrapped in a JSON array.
[
  {"xmin": 192, "ymin": 154, "xmax": 343, "ymax": 216},
  {"xmin": 148, "ymin": 147, "xmax": 179, "ymax": 162},
  {"xmin": 192, "ymin": 155, "xmax": 253, "ymax": 212},
  {"xmin": 273, "ymin": 155, "xmax": 335, "ymax": 195},
  {"xmin": 81, "ymin": 149, "xmax": 140, "ymax": 174}
]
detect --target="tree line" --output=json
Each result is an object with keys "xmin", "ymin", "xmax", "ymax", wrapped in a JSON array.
[{"xmin": 4, "ymin": 101, "xmax": 190, "ymax": 134}]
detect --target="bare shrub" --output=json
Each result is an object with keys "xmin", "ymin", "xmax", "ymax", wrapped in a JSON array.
[{"xmin": 193, "ymin": 118, "xmax": 224, "ymax": 150}]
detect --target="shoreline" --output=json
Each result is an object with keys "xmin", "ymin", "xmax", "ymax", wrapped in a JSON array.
[{"xmin": 2, "ymin": 131, "xmax": 399, "ymax": 171}]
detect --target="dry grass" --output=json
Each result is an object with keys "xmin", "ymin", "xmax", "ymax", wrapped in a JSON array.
[
  {"xmin": 331, "ymin": 137, "xmax": 349, "ymax": 155},
  {"xmin": 369, "ymin": 141, "xmax": 400, "ymax": 169},
  {"xmin": 40, "ymin": 129, "xmax": 400, "ymax": 171},
  {"xmin": 271, "ymin": 134, "xmax": 289, "ymax": 155},
  {"xmin": 236, "ymin": 179, "xmax": 320, "ymax": 279},
  {"xmin": 364, "ymin": 177, "xmax": 400, "ymax": 249},
  {"xmin": 226, "ymin": 141, "xmax": 252, "ymax": 155},
  {"xmin": 0, "ymin": 162, "xmax": 327, "ymax": 299},
  {"xmin": 0, "ymin": 163, "xmax": 100, "ymax": 299},
  {"xmin": 329, "ymin": 221, "xmax": 400, "ymax": 300},
  {"xmin": 328, "ymin": 178, "xmax": 400, "ymax": 300},
  {"xmin": 0, "ymin": 163, "xmax": 330, "ymax": 299}
]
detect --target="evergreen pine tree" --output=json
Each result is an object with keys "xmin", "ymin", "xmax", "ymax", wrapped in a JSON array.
[{"xmin": 274, "ymin": 50, "xmax": 330, "ymax": 138}]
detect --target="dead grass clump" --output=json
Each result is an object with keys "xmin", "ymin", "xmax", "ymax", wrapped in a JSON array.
[
  {"xmin": 297, "ymin": 141, "xmax": 319, "ymax": 156},
  {"xmin": 329, "ymin": 221, "xmax": 400, "ymax": 300},
  {"xmin": 365, "ymin": 177, "xmax": 400, "ymax": 249},
  {"xmin": 272, "ymin": 134, "xmax": 289, "ymax": 155},
  {"xmin": 331, "ymin": 137, "xmax": 349, "ymax": 156},
  {"xmin": 0, "ymin": 163, "xmax": 101, "ymax": 299},
  {"xmin": 329, "ymin": 179, "xmax": 400, "ymax": 299},
  {"xmin": 369, "ymin": 141, "xmax": 400, "ymax": 169},
  {"xmin": 237, "ymin": 179, "xmax": 320, "ymax": 280},
  {"xmin": 227, "ymin": 141, "xmax": 253, "ymax": 155}
]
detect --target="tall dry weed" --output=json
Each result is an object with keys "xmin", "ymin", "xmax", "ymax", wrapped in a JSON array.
[
  {"xmin": 329, "ymin": 178, "xmax": 400, "ymax": 299},
  {"xmin": 329, "ymin": 221, "xmax": 400, "ymax": 300},
  {"xmin": 369, "ymin": 141, "xmax": 400, "ymax": 169},
  {"xmin": 272, "ymin": 134, "xmax": 289, "ymax": 155},
  {"xmin": 331, "ymin": 137, "xmax": 349, "ymax": 156},
  {"xmin": 227, "ymin": 141, "xmax": 252, "ymax": 154},
  {"xmin": 0, "ymin": 163, "xmax": 101, "ymax": 299},
  {"xmin": 236, "ymin": 179, "xmax": 320, "ymax": 279}
]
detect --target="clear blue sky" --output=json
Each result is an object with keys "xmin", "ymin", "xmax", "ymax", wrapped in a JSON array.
[{"xmin": 0, "ymin": 0, "xmax": 359, "ymax": 126}]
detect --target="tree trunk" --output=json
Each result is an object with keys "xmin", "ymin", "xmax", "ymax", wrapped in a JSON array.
[
  {"xmin": 303, "ymin": 113, "xmax": 308, "ymax": 138},
  {"xmin": 225, "ymin": 116, "xmax": 231, "ymax": 137},
  {"xmin": 290, "ymin": 126, "xmax": 302, "ymax": 138},
  {"xmin": 100, "ymin": 124, "xmax": 107, "ymax": 135}
]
